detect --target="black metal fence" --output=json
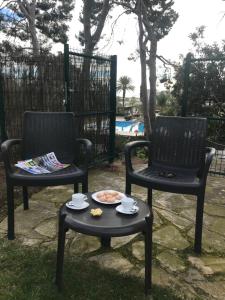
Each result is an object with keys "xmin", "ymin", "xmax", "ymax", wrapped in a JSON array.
[
  {"xmin": 64, "ymin": 45, "xmax": 117, "ymax": 163},
  {"xmin": 0, "ymin": 53, "xmax": 64, "ymax": 141},
  {"xmin": 0, "ymin": 45, "xmax": 117, "ymax": 164},
  {"xmin": 182, "ymin": 53, "xmax": 225, "ymax": 175}
]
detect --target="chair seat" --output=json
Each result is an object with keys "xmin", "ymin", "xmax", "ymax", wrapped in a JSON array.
[
  {"xmin": 131, "ymin": 165, "xmax": 201, "ymax": 194},
  {"xmin": 9, "ymin": 164, "xmax": 85, "ymax": 186}
]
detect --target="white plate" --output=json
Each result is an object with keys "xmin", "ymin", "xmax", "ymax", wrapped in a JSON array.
[
  {"xmin": 116, "ymin": 204, "xmax": 139, "ymax": 215},
  {"xmin": 92, "ymin": 190, "xmax": 125, "ymax": 205},
  {"xmin": 66, "ymin": 201, "xmax": 89, "ymax": 210}
]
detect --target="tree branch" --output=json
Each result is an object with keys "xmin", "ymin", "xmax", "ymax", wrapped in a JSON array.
[{"xmin": 92, "ymin": 0, "xmax": 111, "ymax": 45}]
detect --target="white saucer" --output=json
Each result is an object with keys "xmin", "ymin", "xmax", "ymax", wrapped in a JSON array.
[
  {"xmin": 116, "ymin": 204, "xmax": 139, "ymax": 215},
  {"xmin": 66, "ymin": 201, "xmax": 89, "ymax": 210}
]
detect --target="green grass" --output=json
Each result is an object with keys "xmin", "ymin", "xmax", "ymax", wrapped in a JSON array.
[{"xmin": 0, "ymin": 238, "xmax": 182, "ymax": 300}]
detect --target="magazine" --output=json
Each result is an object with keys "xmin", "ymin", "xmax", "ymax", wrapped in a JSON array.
[{"xmin": 15, "ymin": 152, "xmax": 70, "ymax": 175}]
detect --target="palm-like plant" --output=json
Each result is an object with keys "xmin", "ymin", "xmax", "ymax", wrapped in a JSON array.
[{"xmin": 117, "ymin": 76, "xmax": 135, "ymax": 109}]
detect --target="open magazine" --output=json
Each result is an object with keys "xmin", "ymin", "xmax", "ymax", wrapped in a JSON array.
[{"xmin": 15, "ymin": 152, "xmax": 70, "ymax": 175}]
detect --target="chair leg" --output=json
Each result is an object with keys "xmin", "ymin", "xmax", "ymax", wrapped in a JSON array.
[
  {"xmin": 125, "ymin": 177, "xmax": 131, "ymax": 195},
  {"xmin": 147, "ymin": 188, "xmax": 152, "ymax": 207},
  {"xmin": 22, "ymin": 186, "xmax": 29, "ymax": 210},
  {"xmin": 7, "ymin": 184, "xmax": 15, "ymax": 240},
  {"xmin": 194, "ymin": 192, "xmax": 205, "ymax": 254},
  {"xmin": 82, "ymin": 176, "xmax": 88, "ymax": 193},
  {"xmin": 74, "ymin": 183, "xmax": 79, "ymax": 193},
  {"xmin": 55, "ymin": 214, "xmax": 67, "ymax": 291},
  {"xmin": 145, "ymin": 215, "xmax": 153, "ymax": 295}
]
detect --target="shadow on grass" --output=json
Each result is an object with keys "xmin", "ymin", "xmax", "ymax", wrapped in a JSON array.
[{"xmin": 0, "ymin": 239, "xmax": 181, "ymax": 300}]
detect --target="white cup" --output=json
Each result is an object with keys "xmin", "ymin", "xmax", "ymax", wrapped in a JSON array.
[
  {"xmin": 71, "ymin": 193, "xmax": 86, "ymax": 207},
  {"xmin": 121, "ymin": 197, "xmax": 137, "ymax": 212}
]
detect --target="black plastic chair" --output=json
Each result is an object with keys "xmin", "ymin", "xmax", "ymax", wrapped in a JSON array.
[
  {"xmin": 125, "ymin": 116, "xmax": 215, "ymax": 253},
  {"xmin": 1, "ymin": 111, "xmax": 92, "ymax": 240}
]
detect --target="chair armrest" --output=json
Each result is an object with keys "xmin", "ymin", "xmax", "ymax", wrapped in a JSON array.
[
  {"xmin": 200, "ymin": 147, "xmax": 216, "ymax": 183},
  {"xmin": 76, "ymin": 138, "xmax": 93, "ymax": 169},
  {"xmin": 124, "ymin": 140, "xmax": 151, "ymax": 173},
  {"xmin": 1, "ymin": 139, "xmax": 22, "ymax": 173}
]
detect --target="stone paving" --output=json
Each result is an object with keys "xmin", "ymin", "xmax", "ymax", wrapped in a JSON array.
[{"xmin": 1, "ymin": 160, "xmax": 225, "ymax": 299}]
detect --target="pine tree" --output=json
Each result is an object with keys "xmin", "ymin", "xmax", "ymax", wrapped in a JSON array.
[
  {"xmin": 0, "ymin": 0, "xmax": 75, "ymax": 55},
  {"xmin": 78, "ymin": 0, "xmax": 112, "ymax": 54}
]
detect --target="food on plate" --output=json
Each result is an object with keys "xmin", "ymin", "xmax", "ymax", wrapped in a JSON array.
[
  {"xmin": 96, "ymin": 191, "xmax": 123, "ymax": 203},
  {"xmin": 90, "ymin": 208, "xmax": 103, "ymax": 217}
]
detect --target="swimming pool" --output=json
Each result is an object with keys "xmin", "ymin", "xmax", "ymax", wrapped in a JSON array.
[{"xmin": 115, "ymin": 120, "xmax": 144, "ymax": 134}]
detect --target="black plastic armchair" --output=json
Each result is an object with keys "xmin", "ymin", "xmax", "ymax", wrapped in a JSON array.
[
  {"xmin": 125, "ymin": 116, "xmax": 215, "ymax": 253},
  {"xmin": 1, "ymin": 112, "xmax": 92, "ymax": 240}
]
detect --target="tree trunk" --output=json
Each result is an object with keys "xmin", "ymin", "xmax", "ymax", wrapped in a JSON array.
[
  {"xmin": 148, "ymin": 37, "xmax": 157, "ymax": 128},
  {"xmin": 137, "ymin": 0, "xmax": 151, "ymax": 139},
  {"xmin": 18, "ymin": 1, "xmax": 40, "ymax": 55},
  {"xmin": 29, "ymin": 20, "xmax": 40, "ymax": 56},
  {"xmin": 122, "ymin": 89, "xmax": 126, "ymax": 109}
]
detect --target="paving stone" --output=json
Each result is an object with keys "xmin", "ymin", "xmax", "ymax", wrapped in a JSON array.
[
  {"xmin": 185, "ymin": 268, "xmax": 205, "ymax": 283},
  {"xmin": 132, "ymin": 241, "xmax": 144, "ymax": 261},
  {"xmin": 154, "ymin": 193, "xmax": 195, "ymax": 213},
  {"xmin": 46, "ymin": 185, "xmax": 69, "ymax": 191},
  {"xmin": 0, "ymin": 200, "xmax": 57, "ymax": 236},
  {"xmin": 69, "ymin": 234, "xmax": 100, "ymax": 255},
  {"xmin": 111, "ymin": 233, "xmax": 139, "ymax": 249},
  {"xmin": 2, "ymin": 163, "xmax": 225, "ymax": 300},
  {"xmin": 188, "ymin": 256, "xmax": 214, "ymax": 276},
  {"xmin": 18, "ymin": 237, "xmax": 42, "ymax": 247},
  {"xmin": 155, "ymin": 207, "xmax": 192, "ymax": 230},
  {"xmin": 41, "ymin": 240, "xmax": 58, "ymax": 250},
  {"xmin": 180, "ymin": 209, "xmax": 216, "ymax": 228},
  {"xmin": 139, "ymin": 266, "xmax": 198, "ymax": 300},
  {"xmin": 205, "ymin": 186, "xmax": 225, "ymax": 205},
  {"xmin": 139, "ymin": 266, "xmax": 171, "ymax": 286},
  {"xmin": 157, "ymin": 251, "xmax": 186, "ymax": 273},
  {"xmin": 207, "ymin": 217, "xmax": 225, "ymax": 237},
  {"xmin": 180, "ymin": 208, "xmax": 196, "ymax": 221},
  {"xmin": 35, "ymin": 218, "xmax": 57, "ymax": 239},
  {"xmin": 188, "ymin": 227, "xmax": 225, "ymax": 254},
  {"xmin": 153, "ymin": 210, "xmax": 163, "ymax": 229},
  {"xmin": 194, "ymin": 281, "xmax": 225, "ymax": 300},
  {"xmin": 154, "ymin": 225, "xmax": 190, "ymax": 250},
  {"xmin": 31, "ymin": 188, "xmax": 73, "ymax": 203},
  {"xmin": 201, "ymin": 256, "xmax": 225, "ymax": 274},
  {"xmin": 89, "ymin": 252, "xmax": 133, "ymax": 274},
  {"xmin": 204, "ymin": 203, "xmax": 225, "ymax": 217}
]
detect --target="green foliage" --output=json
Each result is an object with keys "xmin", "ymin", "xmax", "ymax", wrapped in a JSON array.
[
  {"xmin": 142, "ymin": 0, "xmax": 179, "ymax": 41},
  {"xmin": 172, "ymin": 26, "xmax": 225, "ymax": 117},
  {"xmin": 0, "ymin": 238, "xmax": 182, "ymax": 300},
  {"xmin": 0, "ymin": 0, "xmax": 75, "ymax": 54},
  {"xmin": 117, "ymin": 76, "xmax": 135, "ymax": 94},
  {"xmin": 136, "ymin": 147, "xmax": 148, "ymax": 160},
  {"xmin": 157, "ymin": 91, "xmax": 178, "ymax": 116},
  {"xmin": 78, "ymin": 0, "xmax": 111, "ymax": 54},
  {"xmin": 78, "ymin": 1, "xmax": 105, "ymax": 47},
  {"xmin": 117, "ymin": 76, "xmax": 135, "ymax": 108}
]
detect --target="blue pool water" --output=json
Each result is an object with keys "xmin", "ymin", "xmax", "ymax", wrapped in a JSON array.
[
  {"xmin": 115, "ymin": 120, "xmax": 136, "ymax": 128},
  {"xmin": 115, "ymin": 121, "xmax": 144, "ymax": 133},
  {"xmin": 138, "ymin": 123, "xmax": 144, "ymax": 133}
]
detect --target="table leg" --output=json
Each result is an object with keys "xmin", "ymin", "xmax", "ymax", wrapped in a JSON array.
[
  {"xmin": 145, "ymin": 216, "xmax": 153, "ymax": 295},
  {"xmin": 101, "ymin": 236, "xmax": 111, "ymax": 248},
  {"xmin": 56, "ymin": 213, "xmax": 67, "ymax": 291}
]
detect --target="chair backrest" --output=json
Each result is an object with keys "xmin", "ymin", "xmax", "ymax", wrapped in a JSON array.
[
  {"xmin": 22, "ymin": 112, "xmax": 76, "ymax": 163},
  {"xmin": 151, "ymin": 116, "xmax": 207, "ymax": 169}
]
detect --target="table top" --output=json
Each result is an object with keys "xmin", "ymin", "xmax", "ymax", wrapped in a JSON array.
[{"xmin": 60, "ymin": 192, "xmax": 152, "ymax": 237}]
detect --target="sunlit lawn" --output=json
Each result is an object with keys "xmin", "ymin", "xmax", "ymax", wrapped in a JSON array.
[{"xmin": 0, "ymin": 238, "xmax": 182, "ymax": 300}]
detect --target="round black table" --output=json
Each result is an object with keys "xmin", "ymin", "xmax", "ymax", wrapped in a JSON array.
[{"xmin": 55, "ymin": 192, "xmax": 153, "ymax": 295}]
